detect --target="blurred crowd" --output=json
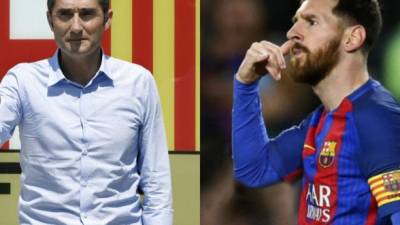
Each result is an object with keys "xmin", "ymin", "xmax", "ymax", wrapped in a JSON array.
[{"xmin": 200, "ymin": 0, "xmax": 400, "ymax": 224}]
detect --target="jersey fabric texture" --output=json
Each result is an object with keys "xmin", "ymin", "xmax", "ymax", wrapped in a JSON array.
[{"xmin": 233, "ymin": 78, "xmax": 400, "ymax": 225}]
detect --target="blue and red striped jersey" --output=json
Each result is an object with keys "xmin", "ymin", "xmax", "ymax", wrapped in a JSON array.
[{"xmin": 233, "ymin": 78, "xmax": 400, "ymax": 225}]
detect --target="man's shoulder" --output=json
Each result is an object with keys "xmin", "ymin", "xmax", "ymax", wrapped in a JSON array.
[
  {"xmin": 6, "ymin": 57, "xmax": 52, "ymax": 83},
  {"xmin": 105, "ymin": 56, "xmax": 153, "ymax": 80},
  {"xmin": 353, "ymin": 82, "xmax": 400, "ymax": 116},
  {"xmin": 352, "ymin": 81, "xmax": 400, "ymax": 132}
]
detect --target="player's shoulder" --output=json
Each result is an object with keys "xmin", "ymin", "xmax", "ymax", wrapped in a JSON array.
[{"xmin": 351, "ymin": 79, "xmax": 400, "ymax": 131}]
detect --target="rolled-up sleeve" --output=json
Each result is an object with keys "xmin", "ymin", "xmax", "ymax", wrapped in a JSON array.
[
  {"xmin": 138, "ymin": 72, "xmax": 173, "ymax": 225},
  {"xmin": 0, "ymin": 69, "xmax": 22, "ymax": 145}
]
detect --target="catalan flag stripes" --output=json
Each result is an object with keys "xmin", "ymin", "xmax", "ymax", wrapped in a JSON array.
[{"xmin": 368, "ymin": 170, "xmax": 400, "ymax": 207}]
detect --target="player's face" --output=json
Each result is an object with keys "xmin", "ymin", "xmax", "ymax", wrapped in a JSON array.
[
  {"xmin": 47, "ymin": 0, "xmax": 111, "ymax": 58},
  {"xmin": 284, "ymin": 0, "xmax": 344, "ymax": 86}
]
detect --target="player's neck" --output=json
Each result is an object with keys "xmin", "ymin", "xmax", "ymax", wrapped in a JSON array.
[
  {"xmin": 312, "ymin": 56, "xmax": 369, "ymax": 111},
  {"xmin": 59, "ymin": 48, "xmax": 102, "ymax": 86}
]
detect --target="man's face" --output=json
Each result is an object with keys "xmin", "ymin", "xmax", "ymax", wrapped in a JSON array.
[
  {"xmin": 47, "ymin": 0, "xmax": 111, "ymax": 58},
  {"xmin": 284, "ymin": 0, "xmax": 344, "ymax": 86}
]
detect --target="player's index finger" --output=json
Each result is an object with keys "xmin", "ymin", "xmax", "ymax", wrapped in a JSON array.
[{"xmin": 280, "ymin": 40, "xmax": 294, "ymax": 55}]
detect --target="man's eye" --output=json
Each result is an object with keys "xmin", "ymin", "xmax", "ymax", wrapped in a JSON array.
[
  {"xmin": 79, "ymin": 9, "xmax": 97, "ymax": 20},
  {"xmin": 56, "ymin": 11, "xmax": 73, "ymax": 20},
  {"xmin": 308, "ymin": 19, "xmax": 318, "ymax": 26}
]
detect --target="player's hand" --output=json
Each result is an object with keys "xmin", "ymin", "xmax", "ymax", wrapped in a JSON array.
[{"xmin": 236, "ymin": 40, "xmax": 294, "ymax": 84}]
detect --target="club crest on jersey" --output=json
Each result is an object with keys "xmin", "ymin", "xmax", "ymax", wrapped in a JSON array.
[
  {"xmin": 383, "ymin": 172, "xmax": 400, "ymax": 192},
  {"xmin": 319, "ymin": 141, "xmax": 337, "ymax": 168}
]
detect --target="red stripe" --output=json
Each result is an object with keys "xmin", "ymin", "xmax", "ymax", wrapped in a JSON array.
[
  {"xmin": 102, "ymin": 28, "xmax": 111, "ymax": 55},
  {"xmin": 298, "ymin": 101, "xmax": 352, "ymax": 224},
  {"xmin": 366, "ymin": 196, "xmax": 377, "ymax": 225},
  {"xmin": 174, "ymin": 0, "xmax": 196, "ymax": 151},
  {"xmin": 298, "ymin": 181, "xmax": 309, "ymax": 225},
  {"xmin": 313, "ymin": 99, "xmax": 352, "ymax": 224},
  {"xmin": 284, "ymin": 168, "xmax": 303, "ymax": 182},
  {"xmin": 1, "ymin": 142, "xmax": 9, "ymax": 151},
  {"xmin": 132, "ymin": 0, "xmax": 153, "ymax": 70}
]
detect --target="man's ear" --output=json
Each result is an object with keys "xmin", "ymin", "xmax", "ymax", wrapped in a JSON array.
[
  {"xmin": 104, "ymin": 9, "xmax": 113, "ymax": 30},
  {"xmin": 343, "ymin": 25, "xmax": 366, "ymax": 53},
  {"xmin": 47, "ymin": 11, "xmax": 54, "ymax": 31}
]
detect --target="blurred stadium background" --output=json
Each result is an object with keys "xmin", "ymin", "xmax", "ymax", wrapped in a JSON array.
[
  {"xmin": 0, "ymin": 1, "xmax": 199, "ymax": 225},
  {"xmin": 201, "ymin": 0, "xmax": 400, "ymax": 224}
]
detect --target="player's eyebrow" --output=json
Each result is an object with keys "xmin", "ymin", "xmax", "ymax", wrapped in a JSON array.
[{"xmin": 292, "ymin": 13, "xmax": 318, "ymax": 23}]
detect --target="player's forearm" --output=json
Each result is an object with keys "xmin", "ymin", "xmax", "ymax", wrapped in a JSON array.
[{"xmin": 232, "ymin": 77, "xmax": 280, "ymax": 188}]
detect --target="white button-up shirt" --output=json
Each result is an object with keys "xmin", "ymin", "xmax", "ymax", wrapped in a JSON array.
[{"xmin": 0, "ymin": 51, "xmax": 173, "ymax": 225}]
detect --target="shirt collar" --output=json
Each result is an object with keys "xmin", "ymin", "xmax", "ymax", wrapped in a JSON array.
[{"xmin": 47, "ymin": 49, "xmax": 114, "ymax": 87}]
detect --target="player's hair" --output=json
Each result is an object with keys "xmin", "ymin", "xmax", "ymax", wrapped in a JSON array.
[
  {"xmin": 301, "ymin": 0, "xmax": 382, "ymax": 54},
  {"xmin": 47, "ymin": 0, "xmax": 110, "ymax": 14}
]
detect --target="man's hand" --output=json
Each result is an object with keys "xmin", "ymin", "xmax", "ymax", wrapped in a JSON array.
[{"xmin": 236, "ymin": 40, "xmax": 294, "ymax": 84}]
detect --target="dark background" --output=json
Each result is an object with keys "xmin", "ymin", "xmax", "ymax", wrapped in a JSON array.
[{"xmin": 201, "ymin": 1, "xmax": 400, "ymax": 224}]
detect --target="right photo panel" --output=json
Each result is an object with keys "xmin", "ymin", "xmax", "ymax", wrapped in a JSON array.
[{"xmin": 201, "ymin": 0, "xmax": 400, "ymax": 224}]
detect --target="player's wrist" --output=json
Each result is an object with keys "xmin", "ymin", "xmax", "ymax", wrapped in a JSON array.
[{"xmin": 235, "ymin": 73, "xmax": 259, "ymax": 85}]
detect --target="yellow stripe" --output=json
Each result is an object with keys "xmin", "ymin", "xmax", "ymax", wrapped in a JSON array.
[
  {"xmin": 195, "ymin": 0, "xmax": 200, "ymax": 151},
  {"xmin": 368, "ymin": 170, "xmax": 400, "ymax": 184},
  {"xmin": 376, "ymin": 191, "xmax": 400, "ymax": 202},
  {"xmin": 153, "ymin": 0, "xmax": 175, "ymax": 150},
  {"xmin": 110, "ymin": 0, "xmax": 132, "ymax": 62},
  {"xmin": 304, "ymin": 144, "xmax": 315, "ymax": 151},
  {"xmin": 370, "ymin": 180, "xmax": 383, "ymax": 190},
  {"xmin": 368, "ymin": 175, "xmax": 382, "ymax": 185},
  {"xmin": 372, "ymin": 186, "xmax": 385, "ymax": 196},
  {"xmin": 378, "ymin": 196, "xmax": 400, "ymax": 207}
]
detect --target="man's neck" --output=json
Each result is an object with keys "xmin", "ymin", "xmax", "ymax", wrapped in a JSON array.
[
  {"xmin": 312, "ymin": 56, "xmax": 369, "ymax": 111},
  {"xmin": 59, "ymin": 48, "xmax": 102, "ymax": 86}
]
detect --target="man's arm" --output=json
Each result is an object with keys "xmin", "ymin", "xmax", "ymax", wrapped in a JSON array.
[
  {"xmin": 138, "ymin": 71, "xmax": 173, "ymax": 225},
  {"xmin": 232, "ymin": 40, "xmax": 308, "ymax": 187},
  {"xmin": 354, "ymin": 90, "xmax": 400, "ymax": 221},
  {"xmin": 0, "ymin": 70, "xmax": 22, "ymax": 145},
  {"xmin": 392, "ymin": 212, "xmax": 400, "ymax": 225}
]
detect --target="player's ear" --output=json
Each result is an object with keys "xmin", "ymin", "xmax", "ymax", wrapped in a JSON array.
[
  {"xmin": 47, "ymin": 11, "xmax": 54, "ymax": 31},
  {"xmin": 104, "ymin": 9, "xmax": 113, "ymax": 30},
  {"xmin": 343, "ymin": 25, "xmax": 366, "ymax": 53}
]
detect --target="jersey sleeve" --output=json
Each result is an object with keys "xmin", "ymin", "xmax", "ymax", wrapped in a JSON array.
[
  {"xmin": 354, "ymin": 92, "xmax": 400, "ymax": 219},
  {"xmin": 232, "ymin": 77, "xmax": 309, "ymax": 188}
]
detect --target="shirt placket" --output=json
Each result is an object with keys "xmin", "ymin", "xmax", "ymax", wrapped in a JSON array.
[{"xmin": 79, "ymin": 86, "xmax": 92, "ymax": 223}]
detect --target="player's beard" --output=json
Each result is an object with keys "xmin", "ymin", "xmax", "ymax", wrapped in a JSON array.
[{"xmin": 283, "ymin": 35, "xmax": 341, "ymax": 86}]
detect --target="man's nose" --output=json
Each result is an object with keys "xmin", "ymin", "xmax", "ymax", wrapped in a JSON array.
[
  {"xmin": 286, "ymin": 23, "xmax": 302, "ymax": 42},
  {"xmin": 70, "ymin": 13, "xmax": 83, "ymax": 34}
]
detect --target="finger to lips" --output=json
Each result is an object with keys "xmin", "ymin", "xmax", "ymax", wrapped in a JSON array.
[
  {"xmin": 261, "ymin": 41, "xmax": 286, "ymax": 70},
  {"xmin": 280, "ymin": 40, "xmax": 295, "ymax": 56}
]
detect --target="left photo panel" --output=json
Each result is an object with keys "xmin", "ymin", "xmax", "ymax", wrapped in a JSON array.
[{"xmin": 0, "ymin": 0, "xmax": 199, "ymax": 224}]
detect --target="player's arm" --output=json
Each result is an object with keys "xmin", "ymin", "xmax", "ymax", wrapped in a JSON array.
[
  {"xmin": 0, "ymin": 68, "xmax": 22, "ymax": 145},
  {"xmin": 391, "ymin": 212, "xmax": 400, "ymax": 225},
  {"xmin": 355, "ymin": 97, "xmax": 400, "ymax": 222},
  {"xmin": 137, "ymin": 71, "xmax": 173, "ymax": 225},
  {"xmin": 233, "ymin": 40, "xmax": 307, "ymax": 187}
]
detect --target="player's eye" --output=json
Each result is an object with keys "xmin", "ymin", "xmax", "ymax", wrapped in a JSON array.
[
  {"xmin": 307, "ymin": 19, "xmax": 318, "ymax": 26},
  {"xmin": 55, "ymin": 10, "xmax": 74, "ymax": 21}
]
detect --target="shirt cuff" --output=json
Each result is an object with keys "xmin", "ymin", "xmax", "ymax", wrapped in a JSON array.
[{"xmin": 234, "ymin": 75, "xmax": 260, "ymax": 92}]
